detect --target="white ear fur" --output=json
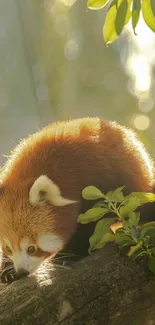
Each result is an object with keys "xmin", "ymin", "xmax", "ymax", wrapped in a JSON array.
[
  {"xmin": 38, "ymin": 234, "xmax": 63, "ymax": 252},
  {"xmin": 29, "ymin": 175, "xmax": 76, "ymax": 207}
]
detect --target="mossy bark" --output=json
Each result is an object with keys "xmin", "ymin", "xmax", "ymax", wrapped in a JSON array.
[{"xmin": 0, "ymin": 244, "xmax": 155, "ymax": 325}]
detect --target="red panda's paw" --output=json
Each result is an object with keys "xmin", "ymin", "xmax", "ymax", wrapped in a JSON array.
[
  {"xmin": 0, "ymin": 257, "xmax": 17, "ymax": 284},
  {"xmin": 0, "ymin": 267, "xmax": 17, "ymax": 284}
]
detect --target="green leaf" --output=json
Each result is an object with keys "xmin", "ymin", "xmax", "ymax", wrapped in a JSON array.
[
  {"xmin": 142, "ymin": 0, "xmax": 155, "ymax": 32},
  {"xmin": 94, "ymin": 232, "xmax": 116, "ymax": 248},
  {"xmin": 119, "ymin": 197, "xmax": 141, "ymax": 218},
  {"xmin": 105, "ymin": 190, "xmax": 113, "ymax": 200},
  {"xmin": 148, "ymin": 257, "xmax": 155, "ymax": 274},
  {"xmin": 103, "ymin": 0, "xmax": 123, "ymax": 44},
  {"xmin": 151, "ymin": 0, "xmax": 155, "ymax": 15},
  {"xmin": 87, "ymin": 0, "xmax": 110, "ymax": 9},
  {"xmin": 130, "ymin": 225, "xmax": 138, "ymax": 239},
  {"xmin": 95, "ymin": 232, "xmax": 133, "ymax": 249},
  {"xmin": 113, "ymin": 185, "xmax": 125, "ymax": 194},
  {"xmin": 124, "ymin": 192, "xmax": 155, "ymax": 205},
  {"xmin": 89, "ymin": 217, "xmax": 116, "ymax": 251},
  {"xmin": 139, "ymin": 221, "xmax": 155, "ymax": 229},
  {"xmin": 115, "ymin": 233, "xmax": 133, "ymax": 245},
  {"xmin": 132, "ymin": 0, "xmax": 141, "ymax": 35},
  {"xmin": 93, "ymin": 201, "xmax": 108, "ymax": 208},
  {"xmin": 115, "ymin": 227, "xmax": 126, "ymax": 234},
  {"xmin": 139, "ymin": 226, "xmax": 155, "ymax": 239},
  {"xmin": 115, "ymin": 0, "xmax": 128, "ymax": 34},
  {"xmin": 77, "ymin": 207, "xmax": 109, "ymax": 224},
  {"xmin": 128, "ymin": 212, "xmax": 140, "ymax": 227},
  {"xmin": 124, "ymin": 0, "xmax": 132, "ymax": 24},
  {"xmin": 127, "ymin": 240, "xmax": 143, "ymax": 257},
  {"xmin": 106, "ymin": 186, "xmax": 125, "ymax": 202},
  {"xmin": 113, "ymin": 192, "xmax": 125, "ymax": 202},
  {"xmin": 103, "ymin": 0, "xmax": 132, "ymax": 44},
  {"xmin": 82, "ymin": 186, "xmax": 104, "ymax": 200},
  {"xmin": 139, "ymin": 222, "xmax": 155, "ymax": 238},
  {"xmin": 123, "ymin": 219, "xmax": 130, "ymax": 229}
]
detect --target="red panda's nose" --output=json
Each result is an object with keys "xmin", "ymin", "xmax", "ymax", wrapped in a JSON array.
[{"xmin": 16, "ymin": 268, "xmax": 29, "ymax": 279}]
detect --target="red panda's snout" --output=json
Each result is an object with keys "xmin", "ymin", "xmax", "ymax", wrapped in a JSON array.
[
  {"xmin": 1, "ymin": 234, "xmax": 63, "ymax": 275},
  {"xmin": 0, "ymin": 175, "xmax": 78, "ymax": 276},
  {"xmin": 2, "ymin": 234, "xmax": 63, "ymax": 275}
]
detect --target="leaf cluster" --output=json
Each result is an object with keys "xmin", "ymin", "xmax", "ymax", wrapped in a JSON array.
[
  {"xmin": 77, "ymin": 185, "xmax": 155, "ymax": 274},
  {"xmin": 87, "ymin": 0, "xmax": 155, "ymax": 44}
]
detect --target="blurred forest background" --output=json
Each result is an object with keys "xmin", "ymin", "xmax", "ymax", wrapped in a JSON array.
[{"xmin": 0, "ymin": 0, "xmax": 155, "ymax": 165}]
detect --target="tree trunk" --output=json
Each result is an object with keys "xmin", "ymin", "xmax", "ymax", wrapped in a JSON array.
[{"xmin": 0, "ymin": 244, "xmax": 155, "ymax": 325}]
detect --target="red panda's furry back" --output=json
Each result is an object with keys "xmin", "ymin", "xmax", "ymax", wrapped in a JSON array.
[
  {"xmin": 0, "ymin": 117, "xmax": 155, "ymax": 273},
  {"xmin": 1, "ymin": 117, "xmax": 154, "ymax": 193}
]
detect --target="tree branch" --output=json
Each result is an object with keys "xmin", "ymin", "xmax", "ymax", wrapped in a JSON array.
[{"xmin": 1, "ymin": 244, "xmax": 155, "ymax": 325}]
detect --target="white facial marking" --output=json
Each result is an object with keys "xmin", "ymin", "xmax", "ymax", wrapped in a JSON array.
[
  {"xmin": 20, "ymin": 238, "xmax": 29, "ymax": 250},
  {"xmin": 12, "ymin": 252, "xmax": 43, "ymax": 274},
  {"xmin": 38, "ymin": 233, "xmax": 63, "ymax": 252},
  {"xmin": 29, "ymin": 175, "xmax": 77, "ymax": 206}
]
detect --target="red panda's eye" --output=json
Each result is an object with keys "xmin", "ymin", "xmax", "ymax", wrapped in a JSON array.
[
  {"xmin": 5, "ymin": 246, "xmax": 12, "ymax": 254},
  {"xmin": 27, "ymin": 245, "xmax": 37, "ymax": 255}
]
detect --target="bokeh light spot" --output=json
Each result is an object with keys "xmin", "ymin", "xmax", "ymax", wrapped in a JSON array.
[
  {"xmin": 133, "ymin": 115, "xmax": 150, "ymax": 131},
  {"xmin": 61, "ymin": 0, "xmax": 77, "ymax": 7},
  {"xmin": 64, "ymin": 39, "xmax": 79, "ymax": 60}
]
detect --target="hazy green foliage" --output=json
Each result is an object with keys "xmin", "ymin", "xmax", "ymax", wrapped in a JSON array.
[
  {"xmin": 1, "ymin": 0, "xmax": 155, "ymax": 165},
  {"xmin": 78, "ymin": 186, "xmax": 155, "ymax": 274},
  {"xmin": 87, "ymin": 0, "xmax": 155, "ymax": 44}
]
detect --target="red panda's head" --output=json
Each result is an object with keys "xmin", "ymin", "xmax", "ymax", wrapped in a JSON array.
[{"xmin": 0, "ymin": 175, "xmax": 77, "ymax": 276}]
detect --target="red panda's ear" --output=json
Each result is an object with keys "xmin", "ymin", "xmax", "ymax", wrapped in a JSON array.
[{"xmin": 29, "ymin": 175, "xmax": 77, "ymax": 207}]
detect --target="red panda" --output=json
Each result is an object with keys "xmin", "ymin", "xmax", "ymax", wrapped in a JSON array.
[{"xmin": 0, "ymin": 117, "xmax": 154, "ymax": 283}]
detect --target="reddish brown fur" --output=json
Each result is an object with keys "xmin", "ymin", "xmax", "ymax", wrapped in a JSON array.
[{"xmin": 0, "ymin": 117, "xmax": 154, "ymax": 253}]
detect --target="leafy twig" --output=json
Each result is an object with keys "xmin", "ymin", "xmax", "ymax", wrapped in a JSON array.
[{"xmin": 78, "ymin": 185, "xmax": 155, "ymax": 274}]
